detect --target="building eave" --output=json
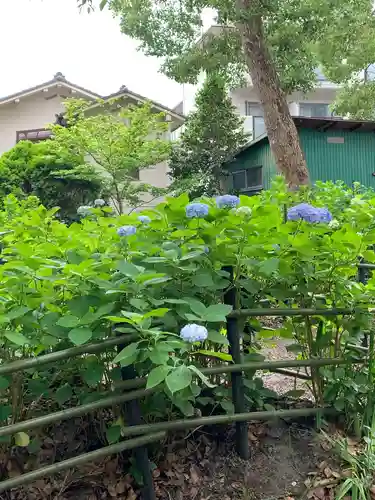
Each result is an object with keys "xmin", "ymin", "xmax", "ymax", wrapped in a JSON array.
[
  {"xmin": 87, "ymin": 90, "xmax": 185, "ymax": 130},
  {"xmin": 0, "ymin": 78, "xmax": 102, "ymax": 106}
]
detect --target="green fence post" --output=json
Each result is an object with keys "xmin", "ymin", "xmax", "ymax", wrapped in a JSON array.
[
  {"xmin": 223, "ymin": 266, "xmax": 250, "ymax": 459},
  {"xmin": 116, "ymin": 337, "xmax": 156, "ymax": 500},
  {"xmin": 358, "ymin": 262, "xmax": 368, "ymax": 348}
]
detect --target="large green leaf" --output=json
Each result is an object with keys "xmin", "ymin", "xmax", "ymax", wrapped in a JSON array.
[
  {"xmin": 165, "ymin": 365, "xmax": 192, "ymax": 393},
  {"xmin": 113, "ymin": 342, "xmax": 139, "ymax": 364},
  {"xmin": 204, "ymin": 304, "xmax": 232, "ymax": 322},
  {"xmin": 117, "ymin": 260, "xmax": 143, "ymax": 277},
  {"xmin": 208, "ymin": 329, "xmax": 229, "ymax": 345},
  {"xmin": 55, "ymin": 384, "xmax": 73, "ymax": 406},
  {"xmin": 147, "ymin": 365, "xmax": 171, "ymax": 389},
  {"xmin": 7, "ymin": 306, "xmax": 31, "ymax": 321},
  {"xmin": 68, "ymin": 327, "xmax": 92, "ymax": 345},
  {"xmin": 4, "ymin": 332, "xmax": 29, "ymax": 346},
  {"xmin": 57, "ymin": 315, "xmax": 80, "ymax": 328}
]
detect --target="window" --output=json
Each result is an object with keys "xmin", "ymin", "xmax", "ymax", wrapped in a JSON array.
[
  {"xmin": 299, "ymin": 103, "xmax": 331, "ymax": 118},
  {"xmin": 245, "ymin": 102, "xmax": 263, "ymax": 117},
  {"xmin": 253, "ymin": 117, "xmax": 266, "ymax": 138},
  {"xmin": 245, "ymin": 102, "xmax": 267, "ymax": 138},
  {"xmin": 232, "ymin": 167, "xmax": 262, "ymax": 192}
]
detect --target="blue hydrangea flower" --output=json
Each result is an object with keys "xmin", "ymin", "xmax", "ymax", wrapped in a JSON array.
[
  {"xmin": 180, "ymin": 324, "xmax": 208, "ymax": 343},
  {"xmin": 138, "ymin": 215, "xmax": 151, "ymax": 224},
  {"xmin": 77, "ymin": 205, "xmax": 91, "ymax": 217},
  {"xmin": 287, "ymin": 203, "xmax": 332, "ymax": 223},
  {"xmin": 117, "ymin": 225, "xmax": 137, "ymax": 237},
  {"xmin": 216, "ymin": 195, "xmax": 240, "ymax": 209},
  {"xmin": 186, "ymin": 203, "xmax": 209, "ymax": 218}
]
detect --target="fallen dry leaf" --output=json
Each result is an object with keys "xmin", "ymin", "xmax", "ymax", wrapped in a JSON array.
[{"xmin": 323, "ymin": 467, "xmax": 333, "ymax": 478}]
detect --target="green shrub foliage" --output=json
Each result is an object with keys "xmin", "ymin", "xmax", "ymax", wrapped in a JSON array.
[{"xmin": 0, "ymin": 178, "xmax": 374, "ymax": 444}]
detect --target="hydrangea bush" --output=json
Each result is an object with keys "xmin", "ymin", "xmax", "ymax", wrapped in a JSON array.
[{"xmin": 0, "ymin": 178, "xmax": 374, "ymax": 442}]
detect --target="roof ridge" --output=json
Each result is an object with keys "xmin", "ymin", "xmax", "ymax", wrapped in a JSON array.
[{"xmin": 0, "ymin": 73, "xmax": 103, "ymax": 104}]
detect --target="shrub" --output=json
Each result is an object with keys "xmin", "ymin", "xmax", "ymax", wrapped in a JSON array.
[
  {"xmin": 0, "ymin": 140, "xmax": 102, "ymax": 221},
  {"xmin": 0, "ymin": 179, "xmax": 374, "ymax": 443}
]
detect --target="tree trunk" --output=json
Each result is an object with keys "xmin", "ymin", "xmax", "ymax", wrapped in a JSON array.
[{"xmin": 235, "ymin": 0, "xmax": 309, "ymax": 186}]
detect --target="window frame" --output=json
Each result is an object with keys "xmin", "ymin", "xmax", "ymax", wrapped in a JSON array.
[
  {"xmin": 232, "ymin": 166, "xmax": 263, "ymax": 192},
  {"xmin": 299, "ymin": 102, "xmax": 333, "ymax": 118}
]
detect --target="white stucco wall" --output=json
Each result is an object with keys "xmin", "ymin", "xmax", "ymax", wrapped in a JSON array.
[{"xmin": 0, "ymin": 93, "xmax": 66, "ymax": 155}]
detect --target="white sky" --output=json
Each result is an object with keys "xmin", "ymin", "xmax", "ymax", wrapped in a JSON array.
[{"xmin": 0, "ymin": 0, "xmax": 192, "ymax": 109}]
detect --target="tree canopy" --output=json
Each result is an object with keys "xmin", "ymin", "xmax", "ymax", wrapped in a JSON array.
[
  {"xmin": 51, "ymin": 99, "xmax": 172, "ymax": 214},
  {"xmin": 169, "ymin": 73, "xmax": 249, "ymax": 197},
  {"xmin": 0, "ymin": 140, "xmax": 101, "ymax": 221},
  {"xmin": 79, "ymin": 0, "xmax": 375, "ymax": 183}
]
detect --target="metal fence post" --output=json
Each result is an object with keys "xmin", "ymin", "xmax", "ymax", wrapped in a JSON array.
[
  {"xmin": 358, "ymin": 261, "xmax": 368, "ymax": 348},
  {"xmin": 116, "ymin": 340, "xmax": 156, "ymax": 500},
  {"xmin": 223, "ymin": 266, "xmax": 250, "ymax": 459}
]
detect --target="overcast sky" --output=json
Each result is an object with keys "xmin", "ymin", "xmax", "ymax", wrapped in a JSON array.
[{"xmin": 0, "ymin": 0, "xmax": 199, "ymax": 109}]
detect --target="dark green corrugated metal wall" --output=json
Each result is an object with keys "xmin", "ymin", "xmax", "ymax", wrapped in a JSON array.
[
  {"xmin": 299, "ymin": 129, "xmax": 375, "ymax": 188},
  {"xmin": 228, "ymin": 128, "xmax": 375, "ymax": 190}
]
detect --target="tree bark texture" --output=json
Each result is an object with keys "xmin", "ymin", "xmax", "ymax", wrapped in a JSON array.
[{"xmin": 235, "ymin": 0, "xmax": 310, "ymax": 186}]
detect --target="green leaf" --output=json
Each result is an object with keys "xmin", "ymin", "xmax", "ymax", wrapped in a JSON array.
[
  {"xmin": 165, "ymin": 365, "xmax": 192, "ymax": 393},
  {"xmin": 180, "ymin": 250, "xmax": 204, "ymax": 261},
  {"xmin": 68, "ymin": 327, "xmax": 92, "ymax": 345},
  {"xmin": 264, "ymin": 403, "xmax": 276, "ymax": 412},
  {"xmin": 143, "ymin": 308, "xmax": 170, "ymax": 319},
  {"xmin": 15, "ymin": 432, "xmax": 30, "ymax": 447},
  {"xmin": 83, "ymin": 362, "xmax": 104, "ymax": 387},
  {"xmin": 4, "ymin": 332, "xmax": 29, "ymax": 346},
  {"xmin": 28, "ymin": 437, "xmax": 42, "ymax": 454},
  {"xmin": 188, "ymin": 364, "xmax": 215, "ymax": 388},
  {"xmin": 57, "ymin": 315, "xmax": 80, "ymax": 328},
  {"xmin": 194, "ymin": 349, "xmax": 232, "ymax": 362},
  {"xmin": 208, "ymin": 329, "xmax": 229, "ymax": 345},
  {"xmin": 204, "ymin": 304, "xmax": 232, "ymax": 322},
  {"xmin": 142, "ymin": 276, "xmax": 171, "ymax": 286},
  {"xmin": 284, "ymin": 389, "xmax": 306, "ymax": 398},
  {"xmin": 147, "ymin": 365, "xmax": 171, "ymax": 389},
  {"xmin": 106, "ymin": 316, "xmax": 136, "ymax": 325},
  {"xmin": 117, "ymin": 260, "xmax": 143, "ymax": 277},
  {"xmin": 220, "ymin": 400, "xmax": 235, "ymax": 414},
  {"xmin": 149, "ymin": 347, "xmax": 170, "ymax": 365},
  {"xmin": 185, "ymin": 298, "xmax": 207, "ymax": 317},
  {"xmin": 0, "ymin": 405, "xmax": 11, "ymax": 421},
  {"xmin": 334, "ymin": 398, "xmax": 346, "ymax": 411},
  {"xmin": 67, "ymin": 296, "xmax": 91, "ymax": 316},
  {"xmin": 113, "ymin": 342, "xmax": 139, "ymax": 364},
  {"xmin": 55, "ymin": 384, "xmax": 73, "ymax": 406},
  {"xmin": 285, "ymin": 344, "xmax": 303, "ymax": 353},
  {"xmin": 173, "ymin": 398, "xmax": 194, "ymax": 416},
  {"xmin": 258, "ymin": 258, "xmax": 279, "ymax": 276},
  {"xmin": 106, "ymin": 425, "xmax": 122, "ymax": 444},
  {"xmin": 7, "ymin": 306, "xmax": 30, "ymax": 321},
  {"xmin": 0, "ymin": 377, "xmax": 9, "ymax": 390},
  {"xmin": 192, "ymin": 272, "xmax": 214, "ymax": 287}
]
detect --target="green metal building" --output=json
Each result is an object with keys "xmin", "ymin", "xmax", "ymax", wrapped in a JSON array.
[{"xmin": 225, "ymin": 117, "xmax": 375, "ymax": 194}]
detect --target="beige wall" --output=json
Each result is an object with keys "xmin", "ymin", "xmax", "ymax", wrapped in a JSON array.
[{"xmin": 0, "ymin": 94, "xmax": 66, "ymax": 155}]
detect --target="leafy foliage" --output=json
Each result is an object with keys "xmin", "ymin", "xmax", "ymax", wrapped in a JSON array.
[
  {"xmin": 51, "ymin": 99, "xmax": 172, "ymax": 214},
  {"xmin": 0, "ymin": 140, "xmax": 101, "ymax": 221},
  {"xmin": 169, "ymin": 73, "xmax": 249, "ymax": 197},
  {"xmin": 1, "ymin": 179, "xmax": 375, "ymax": 446}
]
